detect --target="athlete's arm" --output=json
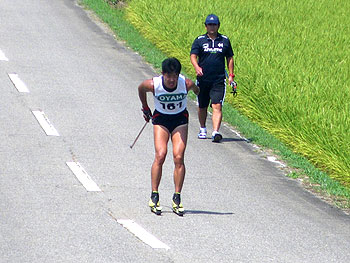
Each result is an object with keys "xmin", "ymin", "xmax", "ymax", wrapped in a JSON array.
[
  {"xmin": 185, "ymin": 78, "xmax": 200, "ymax": 96},
  {"xmin": 138, "ymin": 79, "xmax": 154, "ymax": 109}
]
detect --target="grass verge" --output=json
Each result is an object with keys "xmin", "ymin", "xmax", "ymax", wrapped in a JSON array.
[
  {"xmin": 124, "ymin": 0, "xmax": 350, "ymax": 187},
  {"xmin": 79, "ymin": 0, "xmax": 350, "ymax": 213}
]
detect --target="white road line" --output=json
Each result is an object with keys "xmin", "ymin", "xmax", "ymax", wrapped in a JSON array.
[
  {"xmin": 0, "ymin": 49, "xmax": 9, "ymax": 61},
  {"xmin": 32, "ymin": 110, "xmax": 59, "ymax": 136},
  {"xmin": 267, "ymin": 156, "xmax": 286, "ymax": 167},
  {"xmin": 8, "ymin": 73, "xmax": 29, "ymax": 93},
  {"xmin": 117, "ymin": 219, "xmax": 170, "ymax": 250},
  {"xmin": 66, "ymin": 162, "xmax": 101, "ymax": 192}
]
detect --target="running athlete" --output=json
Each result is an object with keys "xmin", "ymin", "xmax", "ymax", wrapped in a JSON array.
[
  {"xmin": 138, "ymin": 57, "xmax": 199, "ymax": 216},
  {"xmin": 190, "ymin": 14, "xmax": 235, "ymax": 142}
]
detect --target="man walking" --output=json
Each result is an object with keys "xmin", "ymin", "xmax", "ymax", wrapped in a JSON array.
[{"xmin": 190, "ymin": 14, "xmax": 235, "ymax": 142}]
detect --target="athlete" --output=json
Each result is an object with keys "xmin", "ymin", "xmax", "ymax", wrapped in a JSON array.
[
  {"xmin": 190, "ymin": 14, "xmax": 235, "ymax": 142},
  {"xmin": 138, "ymin": 57, "xmax": 199, "ymax": 216}
]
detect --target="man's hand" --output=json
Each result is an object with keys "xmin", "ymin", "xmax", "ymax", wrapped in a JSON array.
[
  {"xmin": 230, "ymin": 81, "xmax": 237, "ymax": 96},
  {"xmin": 190, "ymin": 54, "xmax": 203, "ymax": 77},
  {"xmin": 142, "ymin": 106, "xmax": 152, "ymax": 122},
  {"xmin": 195, "ymin": 66, "xmax": 203, "ymax": 77}
]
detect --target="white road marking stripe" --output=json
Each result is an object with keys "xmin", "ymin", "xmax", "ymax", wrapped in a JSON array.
[
  {"xmin": 267, "ymin": 156, "xmax": 286, "ymax": 167},
  {"xmin": 32, "ymin": 110, "xmax": 59, "ymax": 136},
  {"xmin": 0, "ymin": 49, "xmax": 9, "ymax": 61},
  {"xmin": 66, "ymin": 162, "xmax": 101, "ymax": 192},
  {"xmin": 224, "ymin": 123, "xmax": 249, "ymax": 142},
  {"xmin": 8, "ymin": 73, "xmax": 29, "ymax": 93},
  {"xmin": 117, "ymin": 219, "xmax": 170, "ymax": 250}
]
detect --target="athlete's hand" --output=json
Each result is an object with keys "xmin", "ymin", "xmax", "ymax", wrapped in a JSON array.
[{"xmin": 142, "ymin": 106, "xmax": 152, "ymax": 122}]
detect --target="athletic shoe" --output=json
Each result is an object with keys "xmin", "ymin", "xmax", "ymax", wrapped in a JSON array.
[
  {"xmin": 198, "ymin": 128, "xmax": 207, "ymax": 139},
  {"xmin": 172, "ymin": 192, "xmax": 184, "ymax": 216},
  {"xmin": 212, "ymin": 131, "xmax": 223, "ymax": 142},
  {"xmin": 149, "ymin": 191, "xmax": 162, "ymax": 215}
]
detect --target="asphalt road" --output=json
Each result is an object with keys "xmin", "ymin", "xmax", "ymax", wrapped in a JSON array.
[{"xmin": 1, "ymin": 0, "xmax": 349, "ymax": 262}]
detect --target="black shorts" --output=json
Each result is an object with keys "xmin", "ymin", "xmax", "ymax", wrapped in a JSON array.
[
  {"xmin": 152, "ymin": 109, "xmax": 189, "ymax": 133},
  {"xmin": 197, "ymin": 81, "xmax": 226, "ymax": 108}
]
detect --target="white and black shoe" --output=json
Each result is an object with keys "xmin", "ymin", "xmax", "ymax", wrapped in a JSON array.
[
  {"xmin": 198, "ymin": 128, "xmax": 207, "ymax": 139},
  {"xmin": 212, "ymin": 131, "xmax": 222, "ymax": 142}
]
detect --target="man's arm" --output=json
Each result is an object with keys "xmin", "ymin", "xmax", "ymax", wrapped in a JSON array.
[
  {"xmin": 190, "ymin": 54, "xmax": 203, "ymax": 77},
  {"xmin": 226, "ymin": 56, "xmax": 234, "ymax": 84},
  {"xmin": 185, "ymin": 78, "xmax": 200, "ymax": 96}
]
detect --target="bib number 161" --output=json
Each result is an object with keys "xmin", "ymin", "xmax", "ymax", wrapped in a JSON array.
[{"xmin": 160, "ymin": 102, "xmax": 182, "ymax": 110}]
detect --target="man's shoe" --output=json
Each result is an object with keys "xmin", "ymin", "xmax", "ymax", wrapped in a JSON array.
[
  {"xmin": 198, "ymin": 128, "xmax": 207, "ymax": 139},
  {"xmin": 212, "ymin": 131, "xmax": 222, "ymax": 142}
]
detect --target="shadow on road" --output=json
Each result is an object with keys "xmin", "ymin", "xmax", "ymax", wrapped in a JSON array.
[
  {"xmin": 198, "ymin": 137, "xmax": 248, "ymax": 143},
  {"xmin": 184, "ymin": 210, "xmax": 234, "ymax": 215},
  {"xmin": 160, "ymin": 208, "xmax": 234, "ymax": 215},
  {"xmin": 221, "ymin": 138, "xmax": 249, "ymax": 143}
]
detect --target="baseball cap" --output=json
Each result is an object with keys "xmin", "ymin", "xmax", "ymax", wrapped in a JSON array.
[{"xmin": 205, "ymin": 14, "xmax": 220, "ymax": 25}]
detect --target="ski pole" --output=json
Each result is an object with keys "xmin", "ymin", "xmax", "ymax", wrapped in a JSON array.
[
  {"xmin": 225, "ymin": 70, "xmax": 237, "ymax": 96},
  {"xmin": 130, "ymin": 121, "xmax": 148, "ymax": 149}
]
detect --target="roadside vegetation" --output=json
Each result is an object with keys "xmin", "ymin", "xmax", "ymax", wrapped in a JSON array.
[{"xmin": 81, "ymin": 0, "xmax": 350, "ymax": 211}]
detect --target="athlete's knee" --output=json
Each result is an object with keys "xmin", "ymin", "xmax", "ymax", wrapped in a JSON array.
[
  {"xmin": 173, "ymin": 154, "xmax": 185, "ymax": 166},
  {"xmin": 154, "ymin": 150, "xmax": 167, "ymax": 164}
]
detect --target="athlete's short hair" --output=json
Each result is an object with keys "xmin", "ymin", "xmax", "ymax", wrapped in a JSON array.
[{"xmin": 162, "ymin": 57, "xmax": 181, "ymax": 74}]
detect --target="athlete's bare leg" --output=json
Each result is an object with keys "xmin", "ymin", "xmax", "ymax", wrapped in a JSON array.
[
  {"xmin": 151, "ymin": 125, "xmax": 169, "ymax": 192},
  {"xmin": 171, "ymin": 124, "xmax": 188, "ymax": 193}
]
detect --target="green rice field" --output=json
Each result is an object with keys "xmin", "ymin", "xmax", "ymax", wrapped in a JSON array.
[{"xmin": 124, "ymin": 0, "xmax": 350, "ymax": 186}]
